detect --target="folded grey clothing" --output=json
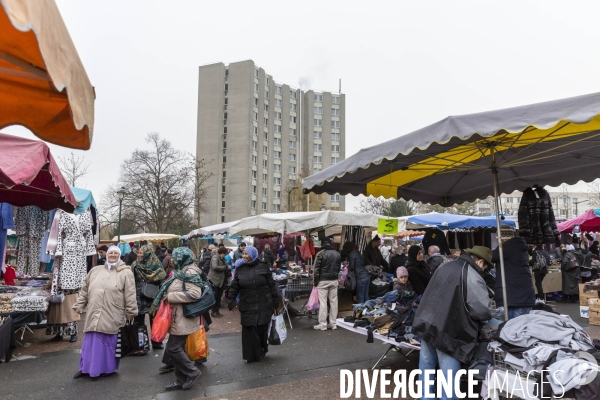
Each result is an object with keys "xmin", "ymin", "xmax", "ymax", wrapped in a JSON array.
[
  {"xmin": 547, "ymin": 357, "xmax": 600, "ymax": 395},
  {"xmin": 522, "ymin": 345, "xmax": 572, "ymax": 367},
  {"xmin": 504, "ymin": 352, "xmax": 536, "ymax": 373},
  {"xmin": 498, "ymin": 310, "xmax": 594, "ymax": 351}
]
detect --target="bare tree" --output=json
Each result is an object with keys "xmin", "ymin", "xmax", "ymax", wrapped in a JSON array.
[
  {"xmin": 282, "ymin": 167, "xmax": 327, "ymax": 212},
  {"xmin": 58, "ymin": 151, "xmax": 90, "ymax": 187},
  {"xmin": 588, "ymin": 180, "xmax": 600, "ymax": 208},
  {"xmin": 354, "ymin": 196, "xmax": 419, "ymax": 217},
  {"xmin": 190, "ymin": 155, "xmax": 214, "ymax": 227},
  {"xmin": 101, "ymin": 133, "xmax": 195, "ymax": 235}
]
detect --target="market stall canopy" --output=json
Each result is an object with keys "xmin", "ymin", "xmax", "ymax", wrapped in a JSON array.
[
  {"xmin": 302, "ymin": 91, "xmax": 600, "ymax": 206},
  {"xmin": 112, "ymin": 233, "xmax": 180, "ymax": 243},
  {"xmin": 407, "ymin": 212, "xmax": 516, "ymax": 231},
  {"xmin": 70, "ymin": 186, "xmax": 96, "ymax": 215},
  {"xmin": 0, "ymin": 132, "xmax": 75, "ymax": 211},
  {"xmin": 557, "ymin": 209, "xmax": 600, "ymax": 233},
  {"xmin": 0, "ymin": 0, "xmax": 95, "ymax": 150},
  {"xmin": 396, "ymin": 230, "xmax": 426, "ymax": 237},
  {"xmin": 228, "ymin": 211, "xmax": 428, "ymax": 237},
  {"xmin": 185, "ymin": 220, "xmax": 240, "ymax": 239}
]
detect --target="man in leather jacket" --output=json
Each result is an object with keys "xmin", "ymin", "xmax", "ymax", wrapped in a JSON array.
[{"xmin": 313, "ymin": 238, "xmax": 341, "ymax": 331}]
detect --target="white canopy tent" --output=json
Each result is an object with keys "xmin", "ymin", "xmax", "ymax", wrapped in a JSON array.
[
  {"xmin": 185, "ymin": 220, "xmax": 240, "ymax": 239},
  {"xmin": 228, "ymin": 211, "xmax": 427, "ymax": 237},
  {"xmin": 112, "ymin": 233, "xmax": 180, "ymax": 243}
]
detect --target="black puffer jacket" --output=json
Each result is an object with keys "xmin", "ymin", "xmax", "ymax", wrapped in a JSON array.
[
  {"xmin": 363, "ymin": 242, "xmax": 389, "ymax": 270},
  {"xmin": 228, "ymin": 258, "xmax": 278, "ymax": 327},
  {"xmin": 314, "ymin": 244, "xmax": 341, "ymax": 285},
  {"xmin": 518, "ymin": 186, "xmax": 560, "ymax": 245},
  {"xmin": 492, "ymin": 237, "xmax": 536, "ymax": 308},
  {"xmin": 405, "ymin": 259, "xmax": 432, "ymax": 295}
]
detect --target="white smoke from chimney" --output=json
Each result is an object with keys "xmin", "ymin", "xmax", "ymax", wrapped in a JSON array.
[{"xmin": 298, "ymin": 76, "xmax": 311, "ymax": 91}]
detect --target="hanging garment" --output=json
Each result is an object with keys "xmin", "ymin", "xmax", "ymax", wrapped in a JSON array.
[
  {"xmin": 518, "ymin": 186, "xmax": 560, "ymax": 245},
  {"xmin": 422, "ymin": 228, "xmax": 451, "ymax": 255},
  {"xmin": 15, "ymin": 206, "xmax": 49, "ymax": 275},
  {"xmin": 342, "ymin": 226, "xmax": 368, "ymax": 254},
  {"xmin": 52, "ymin": 210, "xmax": 96, "ymax": 291},
  {"xmin": 0, "ymin": 203, "xmax": 15, "ymax": 271}
]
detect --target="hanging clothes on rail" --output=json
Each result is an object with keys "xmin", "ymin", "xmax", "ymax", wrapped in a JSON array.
[
  {"xmin": 0, "ymin": 204, "xmax": 15, "ymax": 272},
  {"xmin": 15, "ymin": 206, "xmax": 49, "ymax": 275},
  {"xmin": 518, "ymin": 185, "xmax": 561, "ymax": 246}
]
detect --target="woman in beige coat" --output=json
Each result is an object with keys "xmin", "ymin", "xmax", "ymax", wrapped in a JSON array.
[
  {"xmin": 72, "ymin": 245, "xmax": 138, "ymax": 379},
  {"xmin": 150, "ymin": 246, "xmax": 203, "ymax": 391}
]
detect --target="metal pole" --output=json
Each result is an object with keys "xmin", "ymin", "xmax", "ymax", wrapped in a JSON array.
[
  {"xmin": 117, "ymin": 198, "xmax": 123, "ymax": 244},
  {"xmin": 490, "ymin": 146, "xmax": 509, "ymax": 321}
]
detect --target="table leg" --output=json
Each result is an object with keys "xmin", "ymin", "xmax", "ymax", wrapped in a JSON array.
[{"xmin": 372, "ymin": 344, "xmax": 395, "ymax": 370}]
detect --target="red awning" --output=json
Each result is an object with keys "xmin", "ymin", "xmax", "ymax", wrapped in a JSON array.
[{"xmin": 0, "ymin": 132, "xmax": 76, "ymax": 212}]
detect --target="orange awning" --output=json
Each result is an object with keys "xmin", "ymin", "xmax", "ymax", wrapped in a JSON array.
[{"xmin": 0, "ymin": 0, "xmax": 95, "ymax": 150}]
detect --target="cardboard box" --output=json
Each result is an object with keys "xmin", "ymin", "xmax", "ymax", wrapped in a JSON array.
[
  {"xmin": 590, "ymin": 310, "xmax": 600, "ymax": 326},
  {"xmin": 580, "ymin": 283, "xmax": 599, "ymax": 297},
  {"xmin": 589, "ymin": 298, "xmax": 600, "ymax": 313},
  {"xmin": 580, "ymin": 306, "xmax": 590, "ymax": 319}
]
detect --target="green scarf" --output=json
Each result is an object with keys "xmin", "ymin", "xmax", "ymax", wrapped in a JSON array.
[
  {"xmin": 149, "ymin": 247, "xmax": 203, "ymax": 316},
  {"xmin": 133, "ymin": 244, "xmax": 166, "ymax": 283}
]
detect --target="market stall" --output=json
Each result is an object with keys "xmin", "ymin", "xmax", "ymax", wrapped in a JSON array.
[
  {"xmin": 185, "ymin": 220, "xmax": 240, "ymax": 239},
  {"xmin": 557, "ymin": 208, "xmax": 600, "ymax": 233}
]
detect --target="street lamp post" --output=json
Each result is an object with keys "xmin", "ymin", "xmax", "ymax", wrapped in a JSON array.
[
  {"xmin": 574, "ymin": 199, "xmax": 589, "ymax": 216},
  {"xmin": 116, "ymin": 186, "xmax": 127, "ymax": 244}
]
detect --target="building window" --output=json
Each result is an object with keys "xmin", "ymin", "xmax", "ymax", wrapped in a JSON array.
[
  {"xmin": 253, "ymin": 126, "xmax": 258, "ymax": 136},
  {"xmin": 223, "ymin": 141, "xmax": 227, "ymax": 149},
  {"xmin": 332, "ymin": 132, "xmax": 340, "ymax": 141},
  {"xmin": 274, "ymin": 177, "xmax": 281, "ymax": 186},
  {"xmin": 225, "ymin": 69, "xmax": 229, "ymax": 77},
  {"xmin": 290, "ymin": 128, "xmax": 296, "ymax": 136},
  {"xmin": 221, "ymin": 216, "xmax": 225, "ymax": 222},
  {"xmin": 263, "ymin": 159, "xmax": 268, "ymax": 168},
  {"xmin": 254, "ymin": 83, "xmax": 259, "ymax": 92},
  {"xmin": 314, "ymin": 119, "xmax": 323, "ymax": 127},
  {"xmin": 252, "ymin": 140, "xmax": 258, "ymax": 150},
  {"xmin": 222, "ymin": 200, "xmax": 226, "ymax": 208},
  {"xmin": 264, "ymin": 131, "xmax": 268, "ymax": 140},
  {"xmin": 332, "ymin": 96, "xmax": 340, "ymax": 105},
  {"xmin": 275, "ymin": 86, "xmax": 282, "ymax": 94},
  {"xmin": 264, "ymin": 104, "xmax": 269, "ymax": 112},
  {"xmin": 274, "ymin": 124, "xmax": 281, "ymax": 133},
  {"xmin": 313, "ymin": 130, "xmax": 322, "ymax": 139},
  {"xmin": 264, "ymin": 117, "xmax": 268, "ymax": 126},
  {"xmin": 253, "ymin": 112, "xmax": 258, "ymax": 121},
  {"xmin": 289, "ymin": 141, "xmax": 296, "ymax": 149},
  {"xmin": 262, "ymin": 187, "xmax": 267, "ymax": 196},
  {"xmin": 275, "ymin": 99, "xmax": 282, "ymax": 107},
  {"xmin": 314, "ymin": 107, "xmax": 323, "ymax": 115},
  {"xmin": 263, "ymin": 145, "xmax": 268, "ymax": 154},
  {"xmin": 332, "ymin": 108, "xmax": 340, "ymax": 116},
  {"xmin": 289, "ymin": 166, "xmax": 296, "ymax": 174},
  {"xmin": 254, "ymin": 97, "xmax": 259, "ymax": 107},
  {"xmin": 332, "ymin": 120, "xmax": 340, "ymax": 128},
  {"xmin": 252, "ymin": 185, "xmax": 257, "ymax": 194},
  {"xmin": 314, "ymin": 94, "xmax": 323, "ymax": 102},
  {"xmin": 254, "ymin": 68, "xmax": 259, "ymax": 78},
  {"xmin": 313, "ymin": 143, "xmax": 322, "ymax": 151},
  {"xmin": 224, "ymin": 97, "xmax": 228, "ymax": 105},
  {"xmin": 265, "ymin": 76, "xmax": 269, "ymax": 86},
  {"xmin": 251, "ymin": 200, "xmax": 257, "ymax": 209},
  {"xmin": 273, "ymin": 204, "xmax": 281, "ymax": 212},
  {"xmin": 313, "ymin": 156, "xmax": 322, "ymax": 164},
  {"xmin": 265, "ymin": 90, "xmax": 269, "ymax": 99},
  {"xmin": 274, "ymin": 164, "xmax": 281, "ymax": 172},
  {"xmin": 252, "ymin": 170, "xmax": 257, "ymax": 180},
  {"xmin": 289, "ymin": 154, "xmax": 296, "ymax": 162},
  {"xmin": 262, "ymin": 202, "xmax": 267, "ymax": 211},
  {"xmin": 274, "ymin": 190, "xmax": 280, "ymax": 199},
  {"xmin": 290, "ymin": 116, "xmax": 297, "ymax": 124},
  {"xmin": 290, "ymin": 103, "xmax": 297, "ymax": 112},
  {"xmin": 274, "ymin": 138, "xmax": 281, "ymax": 146},
  {"xmin": 331, "ymin": 157, "xmax": 340, "ymax": 164},
  {"xmin": 290, "ymin": 90, "xmax": 297, "ymax": 99},
  {"xmin": 274, "ymin": 112, "xmax": 282, "ymax": 120},
  {"xmin": 252, "ymin": 155, "xmax": 257, "ymax": 165},
  {"xmin": 331, "ymin": 194, "xmax": 340, "ymax": 202},
  {"xmin": 331, "ymin": 145, "xmax": 340, "ymax": 153},
  {"xmin": 223, "ymin": 156, "xmax": 226, "ymax": 163},
  {"xmin": 224, "ymin": 83, "xmax": 228, "ymax": 92},
  {"xmin": 263, "ymin": 173, "xmax": 268, "ymax": 182},
  {"xmin": 313, "ymin": 167, "xmax": 321, "ymax": 174},
  {"xmin": 274, "ymin": 151, "xmax": 281, "ymax": 159},
  {"xmin": 222, "ymin": 186, "xmax": 226, "ymax": 193}
]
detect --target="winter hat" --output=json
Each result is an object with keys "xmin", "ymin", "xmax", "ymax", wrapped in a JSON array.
[
  {"xmin": 466, "ymin": 246, "xmax": 493, "ymax": 267},
  {"xmin": 396, "ymin": 266, "xmax": 409, "ymax": 278}
]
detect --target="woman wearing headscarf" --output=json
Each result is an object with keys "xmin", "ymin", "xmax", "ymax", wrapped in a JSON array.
[
  {"xmin": 150, "ymin": 247, "xmax": 203, "ymax": 391},
  {"xmin": 72, "ymin": 246, "xmax": 138, "ymax": 379},
  {"xmin": 405, "ymin": 245, "xmax": 432, "ymax": 295},
  {"xmin": 227, "ymin": 246, "xmax": 278, "ymax": 363},
  {"xmin": 132, "ymin": 244, "xmax": 166, "ymax": 350}
]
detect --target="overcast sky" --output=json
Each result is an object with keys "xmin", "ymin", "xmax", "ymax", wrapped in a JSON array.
[{"xmin": 5, "ymin": 0, "xmax": 600, "ymax": 218}]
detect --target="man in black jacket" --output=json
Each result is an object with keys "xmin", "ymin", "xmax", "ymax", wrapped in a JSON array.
[
  {"xmin": 124, "ymin": 245, "xmax": 139, "ymax": 266},
  {"xmin": 363, "ymin": 235, "xmax": 389, "ymax": 272},
  {"xmin": 261, "ymin": 244, "xmax": 275, "ymax": 268},
  {"xmin": 412, "ymin": 246, "xmax": 492, "ymax": 398},
  {"xmin": 313, "ymin": 238, "xmax": 341, "ymax": 331}
]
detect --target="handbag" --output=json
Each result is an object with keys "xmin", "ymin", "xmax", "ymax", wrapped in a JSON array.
[
  {"xmin": 116, "ymin": 320, "xmax": 139, "ymax": 358},
  {"xmin": 344, "ymin": 267, "xmax": 357, "ymax": 292},
  {"xmin": 182, "ymin": 280, "xmax": 216, "ymax": 318},
  {"xmin": 141, "ymin": 281, "xmax": 160, "ymax": 299},
  {"xmin": 48, "ymin": 293, "xmax": 65, "ymax": 303}
]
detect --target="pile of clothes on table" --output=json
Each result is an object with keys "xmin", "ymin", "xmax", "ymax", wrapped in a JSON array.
[
  {"xmin": 0, "ymin": 294, "xmax": 13, "ymax": 313},
  {"xmin": 483, "ymin": 310, "xmax": 600, "ymax": 399},
  {"xmin": 344, "ymin": 289, "xmax": 421, "ymax": 344},
  {"xmin": 0, "ymin": 287, "xmax": 49, "ymax": 314}
]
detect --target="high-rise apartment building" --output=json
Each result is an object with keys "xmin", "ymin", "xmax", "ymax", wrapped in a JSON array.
[{"xmin": 197, "ymin": 60, "xmax": 346, "ymax": 225}]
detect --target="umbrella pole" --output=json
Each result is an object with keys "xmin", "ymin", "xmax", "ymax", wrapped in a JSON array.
[{"xmin": 490, "ymin": 146, "xmax": 510, "ymax": 321}]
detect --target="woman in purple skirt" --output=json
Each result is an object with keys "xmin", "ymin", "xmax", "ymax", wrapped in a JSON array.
[{"xmin": 72, "ymin": 245, "xmax": 138, "ymax": 378}]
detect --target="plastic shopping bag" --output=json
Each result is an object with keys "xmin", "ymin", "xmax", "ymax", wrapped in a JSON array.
[
  {"xmin": 339, "ymin": 265, "xmax": 349, "ymax": 286},
  {"xmin": 150, "ymin": 300, "xmax": 172, "ymax": 343},
  {"xmin": 306, "ymin": 287, "xmax": 320, "ymax": 311},
  {"xmin": 268, "ymin": 314, "xmax": 287, "ymax": 345},
  {"xmin": 185, "ymin": 326, "xmax": 209, "ymax": 360}
]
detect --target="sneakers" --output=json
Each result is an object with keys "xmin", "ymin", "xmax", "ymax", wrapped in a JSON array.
[
  {"xmin": 314, "ymin": 324, "xmax": 327, "ymax": 331},
  {"xmin": 327, "ymin": 325, "xmax": 337, "ymax": 330}
]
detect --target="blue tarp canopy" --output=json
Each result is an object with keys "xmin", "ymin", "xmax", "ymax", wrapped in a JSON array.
[
  {"xmin": 70, "ymin": 186, "xmax": 96, "ymax": 215},
  {"xmin": 407, "ymin": 212, "xmax": 516, "ymax": 231}
]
